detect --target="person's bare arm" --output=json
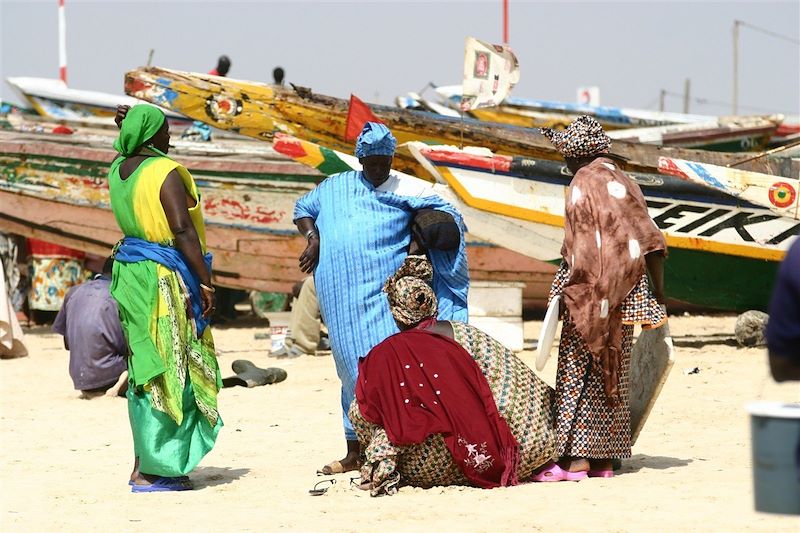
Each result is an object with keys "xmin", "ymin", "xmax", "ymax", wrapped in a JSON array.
[
  {"xmin": 645, "ymin": 250, "xmax": 666, "ymax": 304},
  {"xmin": 295, "ymin": 217, "xmax": 319, "ymax": 274},
  {"xmin": 160, "ymin": 170, "xmax": 214, "ymax": 317}
]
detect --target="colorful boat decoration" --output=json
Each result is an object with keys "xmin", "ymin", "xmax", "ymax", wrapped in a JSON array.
[
  {"xmin": 0, "ymin": 125, "xmax": 558, "ymax": 307},
  {"xmin": 121, "ymin": 67, "xmax": 795, "ymax": 178},
  {"xmin": 402, "ymin": 143, "xmax": 799, "ymax": 311},
  {"xmin": 658, "ymin": 157, "xmax": 800, "ymax": 220},
  {"xmin": 6, "ymin": 76, "xmax": 189, "ymax": 123}
]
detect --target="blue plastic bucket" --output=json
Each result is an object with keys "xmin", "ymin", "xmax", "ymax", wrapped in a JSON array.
[{"xmin": 747, "ymin": 402, "xmax": 800, "ymax": 515}]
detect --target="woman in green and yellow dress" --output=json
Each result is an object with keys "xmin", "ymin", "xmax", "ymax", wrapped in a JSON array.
[{"xmin": 109, "ymin": 104, "xmax": 222, "ymax": 492}]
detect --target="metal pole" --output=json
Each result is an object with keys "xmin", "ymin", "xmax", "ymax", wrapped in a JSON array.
[
  {"xmin": 58, "ymin": 0, "xmax": 67, "ymax": 84},
  {"xmin": 503, "ymin": 0, "xmax": 509, "ymax": 44},
  {"xmin": 146, "ymin": 49, "xmax": 154, "ymax": 67},
  {"xmin": 683, "ymin": 78, "xmax": 690, "ymax": 114},
  {"xmin": 659, "ymin": 89, "xmax": 666, "ymax": 111},
  {"xmin": 733, "ymin": 20, "xmax": 740, "ymax": 115}
]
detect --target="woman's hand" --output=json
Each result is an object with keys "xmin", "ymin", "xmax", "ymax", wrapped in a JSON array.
[
  {"xmin": 299, "ymin": 235, "xmax": 320, "ymax": 273},
  {"xmin": 200, "ymin": 285, "xmax": 216, "ymax": 319},
  {"xmin": 115, "ymin": 105, "xmax": 131, "ymax": 129}
]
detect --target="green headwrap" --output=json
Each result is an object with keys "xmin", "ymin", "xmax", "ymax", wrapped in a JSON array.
[{"xmin": 113, "ymin": 105, "xmax": 166, "ymax": 157}]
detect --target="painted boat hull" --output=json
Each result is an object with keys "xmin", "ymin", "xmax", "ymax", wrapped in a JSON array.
[
  {"xmin": 0, "ymin": 129, "xmax": 557, "ymax": 307},
  {"xmin": 466, "ymin": 106, "xmax": 777, "ymax": 152},
  {"xmin": 7, "ymin": 76, "xmax": 190, "ymax": 123},
  {"xmin": 658, "ymin": 157, "xmax": 800, "ymax": 219},
  {"xmin": 406, "ymin": 144, "xmax": 799, "ymax": 311},
  {"xmin": 121, "ymin": 67, "xmax": 796, "ymax": 178}
]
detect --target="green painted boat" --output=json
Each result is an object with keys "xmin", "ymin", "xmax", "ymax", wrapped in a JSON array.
[{"xmin": 0, "ymin": 124, "xmax": 558, "ymax": 307}]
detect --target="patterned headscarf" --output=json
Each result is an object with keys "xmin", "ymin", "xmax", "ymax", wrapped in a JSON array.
[
  {"xmin": 383, "ymin": 255, "xmax": 438, "ymax": 327},
  {"xmin": 355, "ymin": 122, "xmax": 397, "ymax": 158},
  {"xmin": 540, "ymin": 115, "xmax": 611, "ymax": 158}
]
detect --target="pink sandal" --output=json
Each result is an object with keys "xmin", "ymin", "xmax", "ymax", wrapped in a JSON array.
[
  {"xmin": 588, "ymin": 469, "xmax": 614, "ymax": 478},
  {"xmin": 532, "ymin": 461, "xmax": 588, "ymax": 482}
]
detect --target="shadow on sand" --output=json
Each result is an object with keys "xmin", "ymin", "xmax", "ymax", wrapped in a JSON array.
[
  {"xmin": 192, "ymin": 466, "xmax": 250, "ymax": 489},
  {"xmin": 621, "ymin": 454, "xmax": 693, "ymax": 474}
]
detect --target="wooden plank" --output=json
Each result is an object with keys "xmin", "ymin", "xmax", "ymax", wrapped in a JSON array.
[{"xmin": 630, "ymin": 323, "xmax": 675, "ymax": 444}]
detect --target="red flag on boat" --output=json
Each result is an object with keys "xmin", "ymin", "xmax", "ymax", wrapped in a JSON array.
[{"xmin": 344, "ymin": 94, "xmax": 382, "ymax": 141}]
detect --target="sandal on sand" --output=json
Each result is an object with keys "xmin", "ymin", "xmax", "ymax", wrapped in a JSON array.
[
  {"xmin": 131, "ymin": 476, "xmax": 192, "ymax": 493},
  {"xmin": 532, "ymin": 461, "xmax": 587, "ymax": 482},
  {"xmin": 309, "ymin": 479, "xmax": 336, "ymax": 496},
  {"xmin": 230, "ymin": 360, "xmax": 287, "ymax": 387},
  {"xmin": 316, "ymin": 460, "xmax": 359, "ymax": 476}
]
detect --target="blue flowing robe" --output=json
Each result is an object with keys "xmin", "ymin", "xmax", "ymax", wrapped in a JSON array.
[{"xmin": 294, "ymin": 171, "xmax": 469, "ymax": 439}]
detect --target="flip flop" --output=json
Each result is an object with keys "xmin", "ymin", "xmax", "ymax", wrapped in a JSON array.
[
  {"xmin": 230, "ymin": 360, "xmax": 288, "ymax": 387},
  {"xmin": 130, "ymin": 476, "xmax": 192, "ymax": 493},
  {"xmin": 129, "ymin": 475, "xmax": 189, "ymax": 486},
  {"xmin": 316, "ymin": 460, "xmax": 359, "ymax": 476},
  {"xmin": 588, "ymin": 469, "xmax": 614, "ymax": 478},
  {"xmin": 532, "ymin": 461, "xmax": 588, "ymax": 482},
  {"xmin": 309, "ymin": 479, "xmax": 336, "ymax": 496}
]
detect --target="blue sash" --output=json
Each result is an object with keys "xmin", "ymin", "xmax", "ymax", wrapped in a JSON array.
[{"xmin": 115, "ymin": 237, "xmax": 213, "ymax": 337}]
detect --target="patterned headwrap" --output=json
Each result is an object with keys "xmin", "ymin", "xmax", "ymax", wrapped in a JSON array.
[
  {"xmin": 355, "ymin": 122, "xmax": 397, "ymax": 158},
  {"xmin": 540, "ymin": 115, "xmax": 611, "ymax": 158},
  {"xmin": 113, "ymin": 105, "xmax": 166, "ymax": 157},
  {"xmin": 383, "ymin": 255, "xmax": 438, "ymax": 327}
]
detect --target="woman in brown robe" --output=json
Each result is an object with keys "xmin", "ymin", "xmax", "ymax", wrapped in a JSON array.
[{"xmin": 536, "ymin": 116, "xmax": 667, "ymax": 481}]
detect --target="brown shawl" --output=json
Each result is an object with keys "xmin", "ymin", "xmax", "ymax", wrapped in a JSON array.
[{"xmin": 561, "ymin": 157, "xmax": 666, "ymax": 404}]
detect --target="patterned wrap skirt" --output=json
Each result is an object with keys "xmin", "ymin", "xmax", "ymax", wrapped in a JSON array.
[
  {"xmin": 549, "ymin": 262, "xmax": 666, "ymax": 459},
  {"xmin": 350, "ymin": 322, "xmax": 556, "ymax": 496}
]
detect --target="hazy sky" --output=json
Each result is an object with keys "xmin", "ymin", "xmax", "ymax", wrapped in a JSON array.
[{"xmin": 1, "ymin": 1, "xmax": 798, "ymax": 117}]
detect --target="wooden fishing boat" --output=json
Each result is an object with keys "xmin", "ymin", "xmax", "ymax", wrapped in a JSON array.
[
  {"xmin": 434, "ymin": 85, "xmax": 786, "ymax": 151},
  {"xmin": 605, "ymin": 119, "xmax": 779, "ymax": 152},
  {"xmin": 0, "ymin": 128, "xmax": 317, "ymax": 292},
  {"xmin": 0, "ymin": 127, "xmax": 557, "ymax": 307},
  {"xmin": 6, "ymin": 76, "xmax": 189, "ymax": 123},
  {"xmin": 122, "ymin": 67, "xmax": 797, "ymax": 179},
  {"xmin": 434, "ymin": 85, "xmax": 718, "ymax": 127},
  {"xmin": 272, "ymin": 132, "xmax": 795, "ymax": 311},
  {"xmin": 658, "ymin": 157, "xmax": 800, "ymax": 220},
  {"xmin": 431, "ymin": 86, "xmax": 781, "ymax": 151},
  {"xmin": 402, "ymin": 143, "xmax": 798, "ymax": 312}
]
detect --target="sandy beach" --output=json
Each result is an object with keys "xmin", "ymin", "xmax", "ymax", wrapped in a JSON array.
[{"xmin": 1, "ymin": 314, "xmax": 798, "ymax": 532}]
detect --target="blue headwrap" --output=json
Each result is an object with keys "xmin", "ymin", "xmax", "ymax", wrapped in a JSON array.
[{"xmin": 355, "ymin": 122, "xmax": 397, "ymax": 158}]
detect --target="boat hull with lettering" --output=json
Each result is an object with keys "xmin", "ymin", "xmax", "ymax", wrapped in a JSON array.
[{"xmin": 404, "ymin": 143, "xmax": 798, "ymax": 311}]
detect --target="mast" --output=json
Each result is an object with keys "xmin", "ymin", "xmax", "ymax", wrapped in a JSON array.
[
  {"xmin": 502, "ymin": 0, "xmax": 509, "ymax": 44},
  {"xmin": 58, "ymin": 0, "xmax": 67, "ymax": 84}
]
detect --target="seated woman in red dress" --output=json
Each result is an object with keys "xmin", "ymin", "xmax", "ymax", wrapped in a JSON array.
[{"xmin": 350, "ymin": 256, "xmax": 556, "ymax": 496}]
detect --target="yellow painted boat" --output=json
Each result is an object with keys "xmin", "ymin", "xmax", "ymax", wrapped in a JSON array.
[{"xmin": 123, "ymin": 67, "xmax": 796, "ymax": 178}]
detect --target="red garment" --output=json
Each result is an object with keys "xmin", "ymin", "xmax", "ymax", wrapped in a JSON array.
[
  {"xmin": 344, "ymin": 94, "xmax": 382, "ymax": 142},
  {"xmin": 27, "ymin": 239, "xmax": 84, "ymax": 260},
  {"xmin": 356, "ymin": 329, "xmax": 519, "ymax": 488},
  {"xmin": 208, "ymin": 68, "xmax": 219, "ymax": 76}
]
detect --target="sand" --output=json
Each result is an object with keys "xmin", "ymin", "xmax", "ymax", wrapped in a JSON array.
[{"xmin": 1, "ymin": 314, "xmax": 798, "ymax": 532}]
